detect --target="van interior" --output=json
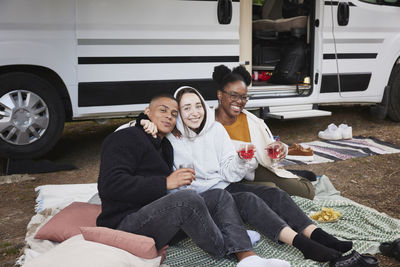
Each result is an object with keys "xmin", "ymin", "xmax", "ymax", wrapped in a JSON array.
[{"xmin": 249, "ymin": 0, "xmax": 313, "ymax": 96}]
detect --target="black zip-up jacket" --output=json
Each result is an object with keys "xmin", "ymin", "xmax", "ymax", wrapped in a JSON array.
[{"xmin": 96, "ymin": 122, "xmax": 173, "ymax": 228}]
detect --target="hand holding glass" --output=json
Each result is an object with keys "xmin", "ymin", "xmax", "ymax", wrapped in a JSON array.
[
  {"xmin": 239, "ymin": 144, "xmax": 255, "ymax": 161},
  {"xmin": 178, "ymin": 163, "xmax": 195, "ymax": 189},
  {"xmin": 266, "ymin": 141, "xmax": 286, "ymax": 167}
]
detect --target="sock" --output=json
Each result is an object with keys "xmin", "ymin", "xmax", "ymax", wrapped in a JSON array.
[
  {"xmin": 310, "ymin": 228, "xmax": 353, "ymax": 253},
  {"xmin": 292, "ymin": 233, "xmax": 342, "ymax": 262},
  {"xmin": 237, "ymin": 255, "xmax": 290, "ymax": 267},
  {"xmin": 246, "ymin": 230, "xmax": 261, "ymax": 246}
]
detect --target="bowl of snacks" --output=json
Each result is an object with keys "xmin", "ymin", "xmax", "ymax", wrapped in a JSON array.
[{"xmin": 310, "ymin": 207, "xmax": 341, "ymax": 223}]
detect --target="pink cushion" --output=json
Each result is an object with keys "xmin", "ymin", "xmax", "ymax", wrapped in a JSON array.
[
  {"xmin": 34, "ymin": 202, "xmax": 101, "ymax": 242},
  {"xmin": 80, "ymin": 226, "xmax": 159, "ymax": 259}
]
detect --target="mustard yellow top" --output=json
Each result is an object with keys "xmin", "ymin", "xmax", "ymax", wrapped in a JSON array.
[{"xmin": 223, "ymin": 113, "xmax": 251, "ymax": 143}]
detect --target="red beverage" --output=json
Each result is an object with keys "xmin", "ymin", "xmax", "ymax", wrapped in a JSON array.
[
  {"xmin": 267, "ymin": 146, "xmax": 280, "ymax": 159},
  {"xmin": 240, "ymin": 149, "xmax": 254, "ymax": 160}
]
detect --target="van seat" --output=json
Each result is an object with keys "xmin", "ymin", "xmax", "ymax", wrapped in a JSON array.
[
  {"xmin": 253, "ymin": 0, "xmax": 307, "ymax": 37},
  {"xmin": 253, "ymin": 16, "xmax": 307, "ymax": 33}
]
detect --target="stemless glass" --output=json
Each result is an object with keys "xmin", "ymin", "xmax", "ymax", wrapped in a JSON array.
[
  {"xmin": 239, "ymin": 144, "xmax": 255, "ymax": 161},
  {"xmin": 179, "ymin": 163, "xmax": 195, "ymax": 189}
]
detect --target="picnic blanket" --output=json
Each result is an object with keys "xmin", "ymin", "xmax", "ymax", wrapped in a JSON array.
[
  {"xmin": 163, "ymin": 196, "xmax": 400, "ymax": 266},
  {"xmin": 282, "ymin": 136, "xmax": 400, "ymax": 166},
  {"xmin": 19, "ymin": 179, "xmax": 400, "ymax": 267}
]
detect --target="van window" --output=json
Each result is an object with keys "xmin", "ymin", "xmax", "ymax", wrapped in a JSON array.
[{"xmin": 359, "ymin": 0, "xmax": 400, "ymax": 6}]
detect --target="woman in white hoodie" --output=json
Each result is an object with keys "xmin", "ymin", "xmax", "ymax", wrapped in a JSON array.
[{"xmin": 167, "ymin": 86, "xmax": 353, "ymax": 264}]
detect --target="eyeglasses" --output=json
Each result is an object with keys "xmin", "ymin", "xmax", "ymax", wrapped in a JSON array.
[{"xmin": 221, "ymin": 91, "xmax": 250, "ymax": 102}]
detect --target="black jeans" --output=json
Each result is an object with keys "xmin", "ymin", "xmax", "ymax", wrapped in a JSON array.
[
  {"xmin": 226, "ymin": 183, "xmax": 313, "ymax": 242},
  {"xmin": 117, "ymin": 189, "xmax": 252, "ymax": 258}
]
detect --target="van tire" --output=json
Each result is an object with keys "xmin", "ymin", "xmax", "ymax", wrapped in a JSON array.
[
  {"xmin": 0, "ymin": 72, "xmax": 65, "ymax": 159},
  {"xmin": 387, "ymin": 64, "xmax": 400, "ymax": 122}
]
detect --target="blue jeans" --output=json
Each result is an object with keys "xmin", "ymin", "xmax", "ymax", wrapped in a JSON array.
[
  {"xmin": 117, "ymin": 189, "xmax": 252, "ymax": 258},
  {"xmin": 226, "ymin": 183, "xmax": 313, "ymax": 242}
]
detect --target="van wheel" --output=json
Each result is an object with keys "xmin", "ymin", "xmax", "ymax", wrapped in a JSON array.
[
  {"xmin": 388, "ymin": 64, "xmax": 400, "ymax": 122},
  {"xmin": 0, "ymin": 72, "xmax": 65, "ymax": 159}
]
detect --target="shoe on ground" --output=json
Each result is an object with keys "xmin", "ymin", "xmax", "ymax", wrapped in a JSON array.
[
  {"xmin": 339, "ymin": 124, "xmax": 353, "ymax": 139},
  {"xmin": 379, "ymin": 238, "xmax": 400, "ymax": 261},
  {"xmin": 329, "ymin": 250, "xmax": 378, "ymax": 267},
  {"xmin": 318, "ymin": 123, "xmax": 353, "ymax": 140},
  {"xmin": 286, "ymin": 143, "xmax": 314, "ymax": 161}
]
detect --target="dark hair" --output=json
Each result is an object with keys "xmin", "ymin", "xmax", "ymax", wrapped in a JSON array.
[
  {"xmin": 175, "ymin": 87, "xmax": 207, "ymax": 135},
  {"xmin": 212, "ymin": 65, "xmax": 252, "ymax": 90},
  {"xmin": 149, "ymin": 93, "xmax": 177, "ymax": 104}
]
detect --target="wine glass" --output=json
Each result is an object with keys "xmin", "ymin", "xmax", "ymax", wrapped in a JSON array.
[
  {"xmin": 179, "ymin": 162, "xmax": 195, "ymax": 189},
  {"xmin": 266, "ymin": 141, "xmax": 285, "ymax": 168}
]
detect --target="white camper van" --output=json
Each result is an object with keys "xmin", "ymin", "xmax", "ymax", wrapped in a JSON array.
[{"xmin": 0, "ymin": 0, "xmax": 400, "ymax": 159}]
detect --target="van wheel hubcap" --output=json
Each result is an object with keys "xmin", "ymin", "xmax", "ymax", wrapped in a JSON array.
[{"xmin": 0, "ymin": 90, "xmax": 49, "ymax": 145}]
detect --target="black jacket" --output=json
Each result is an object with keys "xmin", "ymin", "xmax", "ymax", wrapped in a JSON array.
[{"xmin": 96, "ymin": 124, "xmax": 173, "ymax": 228}]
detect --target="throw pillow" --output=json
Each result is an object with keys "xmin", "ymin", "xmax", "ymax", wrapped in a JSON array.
[
  {"xmin": 34, "ymin": 202, "xmax": 101, "ymax": 242},
  {"xmin": 23, "ymin": 235, "xmax": 161, "ymax": 267},
  {"xmin": 80, "ymin": 227, "xmax": 158, "ymax": 259}
]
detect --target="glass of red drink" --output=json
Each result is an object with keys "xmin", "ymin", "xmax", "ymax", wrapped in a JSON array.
[
  {"xmin": 266, "ymin": 141, "xmax": 285, "ymax": 167},
  {"xmin": 239, "ymin": 144, "xmax": 254, "ymax": 161}
]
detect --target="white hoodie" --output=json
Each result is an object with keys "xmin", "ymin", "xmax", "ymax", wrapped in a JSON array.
[{"xmin": 167, "ymin": 87, "xmax": 249, "ymax": 193}]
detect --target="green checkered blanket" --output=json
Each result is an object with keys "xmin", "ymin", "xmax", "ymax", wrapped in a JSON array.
[{"xmin": 163, "ymin": 197, "xmax": 400, "ymax": 267}]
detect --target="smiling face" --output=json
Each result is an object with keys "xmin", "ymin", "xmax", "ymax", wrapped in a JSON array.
[
  {"xmin": 179, "ymin": 92, "xmax": 205, "ymax": 131},
  {"xmin": 145, "ymin": 97, "xmax": 178, "ymax": 138},
  {"xmin": 217, "ymin": 80, "xmax": 248, "ymax": 118}
]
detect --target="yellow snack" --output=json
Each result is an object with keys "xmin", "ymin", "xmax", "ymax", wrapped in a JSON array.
[{"xmin": 310, "ymin": 207, "xmax": 341, "ymax": 222}]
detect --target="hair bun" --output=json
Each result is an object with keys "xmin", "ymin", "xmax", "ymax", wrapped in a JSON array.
[
  {"xmin": 212, "ymin": 65, "xmax": 231, "ymax": 85},
  {"xmin": 232, "ymin": 66, "xmax": 252, "ymax": 86}
]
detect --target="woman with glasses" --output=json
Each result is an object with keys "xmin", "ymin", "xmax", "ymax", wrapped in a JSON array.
[{"xmin": 213, "ymin": 65, "xmax": 315, "ymax": 200}]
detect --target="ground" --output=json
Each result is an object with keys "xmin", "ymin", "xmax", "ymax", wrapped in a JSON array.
[{"xmin": 0, "ymin": 105, "xmax": 399, "ymax": 266}]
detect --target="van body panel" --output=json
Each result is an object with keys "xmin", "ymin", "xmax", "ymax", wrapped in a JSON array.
[
  {"xmin": 74, "ymin": 0, "xmax": 241, "ymax": 116},
  {"xmin": 321, "ymin": 0, "xmax": 400, "ymax": 102}
]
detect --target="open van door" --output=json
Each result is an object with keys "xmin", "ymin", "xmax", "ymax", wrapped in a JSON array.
[
  {"xmin": 321, "ymin": 0, "xmax": 400, "ymax": 102},
  {"xmin": 75, "ymin": 0, "xmax": 241, "ymax": 117}
]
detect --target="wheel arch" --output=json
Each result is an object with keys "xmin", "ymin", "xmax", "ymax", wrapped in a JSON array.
[{"xmin": 0, "ymin": 64, "xmax": 73, "ymax": 121}]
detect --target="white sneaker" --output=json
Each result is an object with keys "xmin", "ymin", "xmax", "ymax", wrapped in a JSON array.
[
  {"xmin": 318, "ymin": 123, "xmax": 353, "ymax": 140},
  {"xmin": 237, "ymin": 255, "xmax": 290, "ymax": 267},
  {"xmin": 339, "ymin": 124, "xmax": 353, "ymax": 139},
  {"xmin": 318, "ymin": 123, "xmax": 342, "ymax": 140}
]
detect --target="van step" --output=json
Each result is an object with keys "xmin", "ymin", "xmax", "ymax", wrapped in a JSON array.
[{"xmin": 262, "ymin": 104, "xmax": 332, "ymax": 120}]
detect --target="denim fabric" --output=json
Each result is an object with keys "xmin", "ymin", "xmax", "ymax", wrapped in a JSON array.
[
  {"xmin": 117, "ymin": 189, "xmax": 252, "ymax": 258},
  {"xmin": 226, "ymin": 183, "xmax": 313, "ymax": 242}
]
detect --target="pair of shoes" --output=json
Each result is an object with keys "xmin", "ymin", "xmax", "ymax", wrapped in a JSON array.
[
  {"xmin": 318, "ymin": 123, "xmax": 352, "ymax": 140},
  {"xmin": 330, "ymin": 250, "xmax": 379, "ymax": 267},
  {"xmin": 286, "ymin": 143, "xmax": 314, "ymax": 161},
  {"xmin": 379, "ymin": 238, "xmax": 400, "ymax": 261}
]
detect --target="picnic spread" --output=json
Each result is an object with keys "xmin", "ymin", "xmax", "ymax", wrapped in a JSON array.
[{"xmin": 17, "ymin": 175, "xmax": 400, "ymax": 267}]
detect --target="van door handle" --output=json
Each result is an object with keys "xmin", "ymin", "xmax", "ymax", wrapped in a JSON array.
[
  {"xmin": 337, "ymin": 2, "xmax": 349, "ymax": 26},
  {"xmin": 217, "ymin": 0, "xmax": 232, "ymax": 24}
]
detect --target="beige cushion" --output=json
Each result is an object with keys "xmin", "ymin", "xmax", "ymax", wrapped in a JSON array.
[{"xmin": 23, "ymin": 235, "xmax": 161, "ymax": 267}]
